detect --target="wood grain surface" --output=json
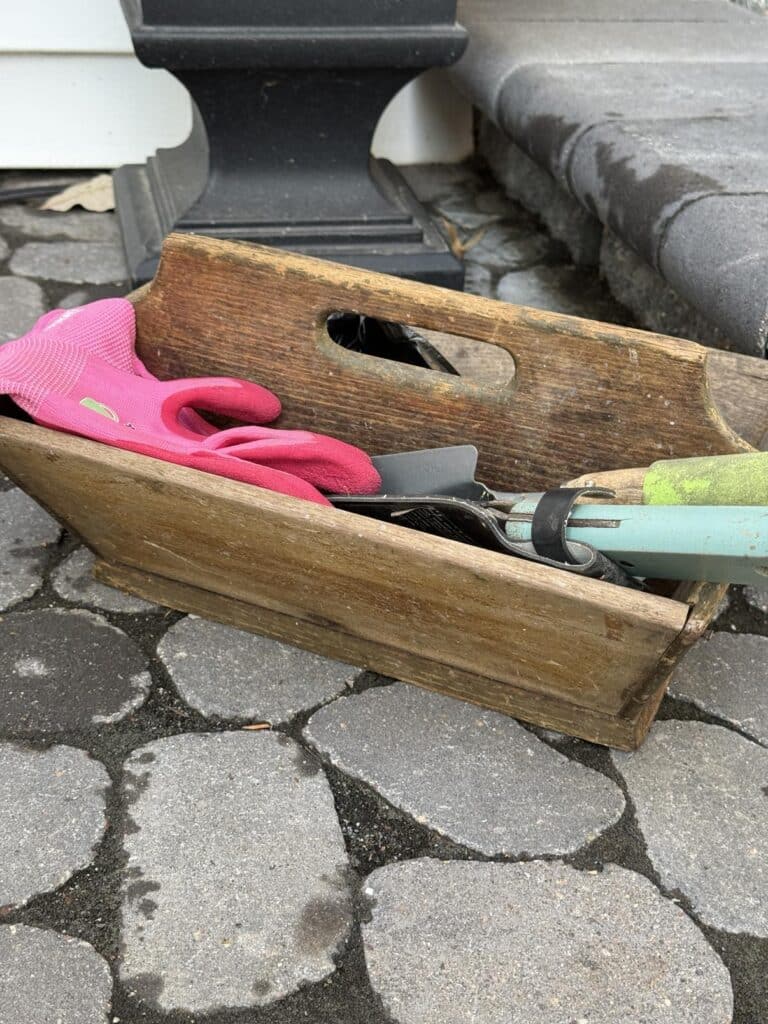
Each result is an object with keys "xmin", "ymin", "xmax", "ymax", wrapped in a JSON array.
[
  {"xmin": 0, "ymin": 236, "xmax": 760, "ymax": 748},
  {"xmin": 132, "ymin": 235, "xmax": 749, "ymax": 495}
]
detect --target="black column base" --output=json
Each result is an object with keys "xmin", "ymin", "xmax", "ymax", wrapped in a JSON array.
[
  {"xmin": 114, "ymin": 149, "xmax": 462, "ymax": 288},
  {"xmin": 114, "ymin": 3, "xmax": 467, "ymax": 290}
]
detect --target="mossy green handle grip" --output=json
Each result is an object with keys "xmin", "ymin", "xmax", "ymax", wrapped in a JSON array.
[
  {"xmin": 569, "ymin": 452, "xmax": 768, "ymax": 506},
  {"xmin": 643, "ymin": 452, "xmax": 768, "ymax": 505}
]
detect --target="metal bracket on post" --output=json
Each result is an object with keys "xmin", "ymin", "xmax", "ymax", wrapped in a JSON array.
[{"xmin": 114, "ymin": 0, "xmax": 468, "ymax": 287}]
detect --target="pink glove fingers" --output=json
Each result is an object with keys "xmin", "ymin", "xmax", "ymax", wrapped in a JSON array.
[
  {"xmin": 159, "ymin": 378, "xmax": 282, "ymax": 438},
  {"xmin": 205, "ymin": 430, "xmax": 383, "ymax": 494}
]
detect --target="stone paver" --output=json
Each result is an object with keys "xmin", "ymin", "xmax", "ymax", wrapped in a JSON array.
[
  {"xmin": 305, "ymin": 683, "xmax": 624, "ymax": 856},
  {"xmin": 613, "ymin": 720, "xmax": 768, "ymax": 936},
  {"xmin": 120, "ymin": 731, "xmax": 352, "ymax": 1012},
  {"xmin": 0, "ymin": 609, "xmax": 151, "ymax": 732},
  {"xmin": 669, "ymin": 632, "xmax": 768, "ymax": 746},
  {"xmin": 0, "ymin": 163, "xmax": 765, "ymax": 1023},
  {"xmin": 0, "ymin": 924, "xmax": 112, "ymax": 1023},
  {"xmin": 462, "ymin": 261, "xmax": 493, "ymax": 297},
  {"xmin": 743, "ymin": 585, "xmax": 768, "ymax": 614},
  {"xmin": 362, "ymin": 859, "xmax": 733, "ymax": 1024},
  {"xmin": 0, "ymin": 487, "xmax": 61, "ymax": 609},
  {"xmin": 0, "ymin": 204, "xmax": 120, "ymax": 243},
  {"xmin": 401, "ymin": 162, "xmax": 484, "ymax": 205},
  {"xmin": 433, "ymin": 192, "xmax": 505, "ymax": 231},
  {"xmin": 426, "ymin": 328, "xmax": 514, "ymax": 384},
  {"xmin": 497, "ymin": 264, "xmax": 622, "ymax": 319},
  {"xmin": 10, "ymin": 241, "xmax": 127, "ymax": 284},
  {"xmin": 157, "ymin": 615, "xmax": 357, "ymax": 723},
  {"xmin": 0, "ymin": 234, "xmax": 9, "ymax": 262},
  {"xmin": 0, "ymin": 744, "xmax": 109, "ymax": 908},
  {"xmin": 480, "ymin": 118, "xmax": 603, "ymax": 267},
  {"xmin": 52, "ymin": 546, "xmax": 156, "ymax": 614},
  {"xmin": 0, "ymin": 276, "xmax": 46, "ymax": 342},
  {"xmin": 462, "ymin": 220, "xmax": 555, "ymax": 271}
]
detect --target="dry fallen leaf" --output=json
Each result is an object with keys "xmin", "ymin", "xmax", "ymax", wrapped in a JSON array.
[
  {"xmin": 40, "ymin": 174, "xmax": 115, "ymax": 213},
  {"xmin": 440, "ymin": 218, "xmax": 487, "ymax": 259}
]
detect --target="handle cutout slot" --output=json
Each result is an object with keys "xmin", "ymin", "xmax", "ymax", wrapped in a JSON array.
[{"xmin": 326, "ymin": 314, "xmax": 515, "ymax": 386}]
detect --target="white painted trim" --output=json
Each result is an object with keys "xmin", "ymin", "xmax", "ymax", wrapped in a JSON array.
[
  {"xmin": 4, "ymin": 0, "xmax": 133, "ymax": 53},
  {"xmin": 0, "ymin": 56, "xmax": 192, "ymax": 168}
]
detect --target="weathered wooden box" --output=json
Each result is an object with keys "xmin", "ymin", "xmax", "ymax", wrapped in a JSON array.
[{"xmin": 0, "ymin": 235, "xmax": 759, "ymax": 748}]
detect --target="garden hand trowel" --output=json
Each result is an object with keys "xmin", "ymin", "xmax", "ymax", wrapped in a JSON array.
[{"xmin": 330, "ymin": 446, "xmax": 635, "ymax": 586}]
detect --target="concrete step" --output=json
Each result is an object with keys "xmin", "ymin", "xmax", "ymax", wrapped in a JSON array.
[{"xmin": 449, "ymin": 0, "xmax": 768, "ymax": 355}]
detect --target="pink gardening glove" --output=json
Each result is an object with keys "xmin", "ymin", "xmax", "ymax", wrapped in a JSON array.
[
  {"xmin": 31, "ymin": 300, "xmax": 215, "ymax": 434},
  {"xmin": 0, "ymin": 302, "xmax": 381, "ymax": 505}
]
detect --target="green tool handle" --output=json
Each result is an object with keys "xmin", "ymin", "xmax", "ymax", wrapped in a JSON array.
[{"xmin": 568, "ymin": 451, "xmax": 768, "ymax": 506}]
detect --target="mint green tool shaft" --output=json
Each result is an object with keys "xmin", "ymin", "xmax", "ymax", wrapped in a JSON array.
[
  {"xmin": 644, "ymin": 452, "xmax": 768, "ymax": 505},
  {"xmin": 504, "ymin": 501, "xmax": 768, "ymax": 584}
]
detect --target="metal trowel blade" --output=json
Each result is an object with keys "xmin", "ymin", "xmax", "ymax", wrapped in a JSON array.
[{"xmin": 370, "ymin": 445, "xmax": 491, "ymax": 499}]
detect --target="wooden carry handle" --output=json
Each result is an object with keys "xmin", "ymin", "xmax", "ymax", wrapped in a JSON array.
[
  {"xmin": 567, "ymin": 467, "xmax": 647, "ymax": 503},
  {"xmin": 131, "ymin": 235, "xmax": 750, "ymax": 492}
]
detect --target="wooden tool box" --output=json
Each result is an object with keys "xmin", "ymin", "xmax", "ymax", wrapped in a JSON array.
[{"xmin": 0, "ymin": 235, "xmax": 760, "ymax": 748}]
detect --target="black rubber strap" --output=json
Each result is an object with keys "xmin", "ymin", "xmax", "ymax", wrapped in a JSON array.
[
  {"xmin": 531, "ymin": 486, "xmax": 619, "ymax": 565},
  {"xmin": 530, "ymin": 487, "xmax": 585, "ymax": 564}
]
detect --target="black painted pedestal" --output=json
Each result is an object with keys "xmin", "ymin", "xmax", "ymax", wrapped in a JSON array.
[{"xmin": 114, "ymin": 1, "xmax": 467, "ymax": 286}]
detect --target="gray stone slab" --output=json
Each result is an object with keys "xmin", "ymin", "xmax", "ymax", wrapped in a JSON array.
[
  {"xmin": 10, "ymin": 241, "xmax": 128, "ymax": 284},
  {"xmin": 479, "ymin": 116, "xmax": 602, "ymax": 265},
  {"xmin": 744, "ymin": 586, "xmax": 768, "ymax": 613},
  {"xmin": 400, "ymin": 161, "xmax": 484, "ymax": 204},
  {"xmin": 599, "ymin": 229, "xmax": 735, "ymax": 349},
  {"xmin": 52, "ymin": 546, "xmax": 157, "ymax": 614},
  {"xmin": 462, "ymin": 261, "xmax": 493, "ymax": 297},
  {"xmin": 460, "ymin": 0, "xmax": 751, "ymax": 22},
  {"xmin": 425, "ymin": 328, "xmax": 514, "ymax": 384},
  {"xmin": 0, "ymin": 925, "xmax": 112, "ymax": 1023},
  {"xmin": 0, "ymin": 204, "xmax": 120, "ymax": 243},
  {"xmin": 432, "ymin": 193, "xmax": 506, "ymax": 231},
  {"xmin": 452, "ymin": 16, "xmax": 768, "ymax": 116},
  {"xmin": 362, "ymin": 858, "xmax": 733, "ymax": 1024},
  {"xmin": 613, "ymin": 720, "xmax": 768, "ymax": 936},
  {"xmin": 120, "ymin": 731, "xmax": 351, "ymax": 1012},
  {"xmin": 497, "ymin": 264, "xmax": 622, "ymax": 320},
  {"xmin": 659, "ymin": 194, "xmax": 768, "ymax": 356},
  {"xmin": 304, "ymin": 683, "xmax": 624, "ymax": 856},
  {"xmin": 59, "ymin": 289, "xmax": 93, "ymax": 308},
  {"xmin": 669, "ymin": 632, "xmax": 768, "ymax": 747},
  {"xmin": 0, "ymin": 276, "xmax": 46, "ymax": 342},
  {"xmin": 0, "ymin": 487, "xmax": 61, "ymax": 610},
  {"xmin": 0, "ymin": 744, "xmax": 109, "ymax": 908},
  {"xmin": 0, "ymin": 234, "xmax": 8, "ymax": 262},
  {"xmin": 157, "ymin": 615, "xmax": 357, "ymax": 723},
  {"xmin": 568, "ymin": 114, "xmax": 768, "ymax": 270},
  {"xmin": 495, "ymin": 62, "xmax": 766, "ymax": 183},
  {"xmin": 463, "ymin": 219, "xmax": 556, "ymax": 271},
  {"xmin": 0, "ymin": 609, "xmax": 151, "ymax": 732}
]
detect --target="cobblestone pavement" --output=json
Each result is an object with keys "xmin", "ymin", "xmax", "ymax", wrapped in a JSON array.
[{"xmin": 0, "ymin": 164, "xmax": 765, "ymax": 1023}]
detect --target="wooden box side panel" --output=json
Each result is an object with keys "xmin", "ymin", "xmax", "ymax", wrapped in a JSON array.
[
  {"xmin": 0, "ymin": 418, "xmax": 689, "ymax": 726},
  {"xmin": 95, "ymin": 559, "xmax": 652, "ymax": 749},
  {"xmin": 131, "ymin": 236, "xmax": 751, "ymax": 494}
]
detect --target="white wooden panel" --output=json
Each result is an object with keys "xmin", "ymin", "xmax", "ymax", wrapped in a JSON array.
[
  {"xmin": 0, "ymin": 55, "xmax": 192, "ymax": 168},
  {"xmin": 4, "ymin": 0, "xmax": 132, "ymax": 53},
  {"xmin": 373, "ymin": 70, "xmax": 474, "ymax": 165}
]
